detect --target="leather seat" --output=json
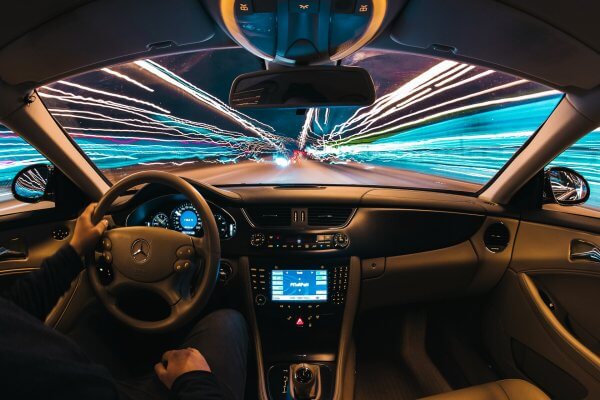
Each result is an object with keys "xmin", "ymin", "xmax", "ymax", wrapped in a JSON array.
[{"xmin": 418, "ymin": 379, "xmax": 549, "ymax": 400}]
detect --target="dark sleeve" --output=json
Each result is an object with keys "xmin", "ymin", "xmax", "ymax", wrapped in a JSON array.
[
  {"xmin": 171, "ymin": 371, "xmax": 225, "ymax": 400},
  {"xmin": 1, "ymin": 245, "xmax": 83, "ymax": 320}
]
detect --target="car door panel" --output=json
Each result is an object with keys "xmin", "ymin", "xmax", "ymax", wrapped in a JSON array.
[
  {"xmin": 531, "ymin": 272, "xmax": 600, "ymax": 355},
  {"xmin": 0, "ymin": 215, "xmax": 76, "ymax": 290},
  {"xmin": 484, "ymin": 217, "xmax": 600, "ymax": 400}
]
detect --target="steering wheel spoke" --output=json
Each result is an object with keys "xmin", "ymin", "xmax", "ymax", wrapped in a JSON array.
[
  {"xmin": 191, "ymin": 236, "xmax": 210, "ymax": 259},
  {"xmin": 153, "ymin": 273, "xmax": 185, "ymax": 306}
]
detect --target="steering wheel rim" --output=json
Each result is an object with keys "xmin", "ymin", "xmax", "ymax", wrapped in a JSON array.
[{"xmin": 88, "ymin": 170, "xmax": 221, "ymax": 333}]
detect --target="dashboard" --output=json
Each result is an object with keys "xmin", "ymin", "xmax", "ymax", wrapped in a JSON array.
[
  {"xmin": 111, "ymin": 182, "xmax": 518, "ymax": 310},
  {"xmin": 125, "ymin": 194, "xmax": 237, "ymax": 239}
]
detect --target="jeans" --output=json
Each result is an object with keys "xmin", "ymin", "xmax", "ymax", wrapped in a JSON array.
[{"xmin": 113, "ymin": 309, "xmax": 248, "ymax": 400}]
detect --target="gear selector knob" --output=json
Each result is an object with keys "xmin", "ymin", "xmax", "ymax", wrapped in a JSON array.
[
  {"xmin": 290, "ymin": 363, "xmax": 321, "ymax": 399},
  {"xmin": 295, "ymin": 366, "xmax": 313, "ymax": 384}
]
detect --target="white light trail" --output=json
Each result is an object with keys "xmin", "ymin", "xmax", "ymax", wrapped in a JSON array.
[
  {"xmin": 333, "ymin": 90, "xmax": 559, "ymax": 146},
  {"xmin": 101, "ymin": 68, "xmax": 155, "ymax": 92},
  {"xmin": 338, "ymin": 78, "xmax": 532, "ymax": 143},
  {"xmin": 330, "ymin": 60, "xmax": 460, "ymax": 135},
  {"xmin": 134, "ymin": 59, "xmax": 287, "ymax": 152},
  {"xmin": 298, "ymin": 108, "xmax": 316, "ymax": 150},
  {"xmin": 54, "ymin": 80, "xmax": 169, "ymax": 113}
]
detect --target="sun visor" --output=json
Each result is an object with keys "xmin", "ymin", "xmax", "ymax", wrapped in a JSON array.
[
  {"xmin": 0, "ymin": 0, "xmax": 215, "ymax": 86},
  {"xmin": 390, "ymin": 0, "xmax": 600, "ymax": 91}
]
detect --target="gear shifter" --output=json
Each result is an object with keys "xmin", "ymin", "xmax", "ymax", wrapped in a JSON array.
[{"xmin": 289, "ymin": 363, "xmax": 321, "ymax": 399}]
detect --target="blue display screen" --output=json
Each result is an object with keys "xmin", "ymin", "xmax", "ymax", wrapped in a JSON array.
[
  {"xmin": 272, "ymin": 270, "xmax": 327, "ymax": 302},
  {"xmin": 179, "ymin": 210, "xmax": 198, "ymax": 231}
]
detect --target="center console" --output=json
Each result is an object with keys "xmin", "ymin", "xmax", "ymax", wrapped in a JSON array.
[{"xmin": 246, "ymin": 257, "xmax": 355, "ymax": 400}]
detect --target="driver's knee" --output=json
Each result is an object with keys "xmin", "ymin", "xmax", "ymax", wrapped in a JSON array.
[
  {"xmin": 203, "ymin": 309, "xmax": 248, "ymax": 340},
  {"xmin": 185, "ymin": 308, "xmax": 248, "ymax": 349}
]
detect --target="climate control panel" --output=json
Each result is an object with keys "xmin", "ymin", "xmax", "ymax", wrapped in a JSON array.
[{"xmin": 250, "ymin": 232, "xmax": 349, "ymax": 250}]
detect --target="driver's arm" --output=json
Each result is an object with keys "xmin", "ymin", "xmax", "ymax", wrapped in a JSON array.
[{"xmin": 1, "ymin": 203, "xmax": 107, "ymax": 320}]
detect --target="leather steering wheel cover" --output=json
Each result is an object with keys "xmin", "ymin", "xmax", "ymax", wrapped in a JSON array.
[{"xmin": 88, "ymin": 170, "xmax": 221, "ymax": 333}]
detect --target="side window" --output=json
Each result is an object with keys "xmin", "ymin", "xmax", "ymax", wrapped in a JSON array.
[
  {"xmin": 0, "ymin": 124, "xmax": 54, "ymax": 216},
  {"xmin": 548, "ymin": 128, "xmax": 600, "ymax": 210}
]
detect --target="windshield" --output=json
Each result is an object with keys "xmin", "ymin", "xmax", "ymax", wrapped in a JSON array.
[{"xmin": 40, "ymin": 49, "xmax": 561, "ymax": 192}]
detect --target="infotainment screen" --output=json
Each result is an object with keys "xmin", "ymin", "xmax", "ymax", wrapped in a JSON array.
[{"xmin": 271, "ymin": 270, "xmax": 328, "ymax": 302}]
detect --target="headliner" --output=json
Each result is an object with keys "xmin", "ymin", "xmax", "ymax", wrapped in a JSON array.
[{"xmin": 0, "ymin": 0, "xmax": 598, "ymax": 93}]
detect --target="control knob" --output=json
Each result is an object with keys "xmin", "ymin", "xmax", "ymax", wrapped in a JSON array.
[
  {"xmin": 250, "ymin": 233, "xmax": 266, "ymax": 248},
  {"xmin": 255, "ymin": 294, "xmax": 266, "ymax": 306},
  {"xmin": 333, "ymin": 232, "xmax": 349, "ymax": 248},
  {"xmin": 294, "ymin": 366, "xmax": 313, "ymax": 384}
]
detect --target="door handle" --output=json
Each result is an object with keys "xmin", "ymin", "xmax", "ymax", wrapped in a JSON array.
[
  {"xmin": 0, "ymin": 237, "xmax": 27, "ymax": 261},
  {"xmin": 570, "ymin": 239, "xmax": 600, "ymax": 263}
]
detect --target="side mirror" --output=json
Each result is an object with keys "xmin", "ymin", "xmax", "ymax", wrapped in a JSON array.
[
  {"xmin": 11, "ymin": 164, "xmax": 55, "ymax": 203},
  {"xmin": 543, "ymin": 166, "xmax": 590, "ymax": 206}
]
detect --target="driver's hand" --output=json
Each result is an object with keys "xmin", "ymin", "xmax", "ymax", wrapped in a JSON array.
[
  {"xmin": 70, "ymin": 203, "xmax": 109, "ymax": 257},
  {"xmin": 155, "ymin": 348, "xmax": 212, "ymax": 389}
]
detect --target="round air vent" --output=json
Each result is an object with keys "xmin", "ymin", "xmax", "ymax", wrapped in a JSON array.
[{"xmin": 483, "ymin": 222, "xmax": 510, "ymax": 253}]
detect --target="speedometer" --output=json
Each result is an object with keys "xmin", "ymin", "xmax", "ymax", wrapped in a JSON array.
[{"xmin": 171, "ymin": 203, "xmax": 202, "ymax": 235}]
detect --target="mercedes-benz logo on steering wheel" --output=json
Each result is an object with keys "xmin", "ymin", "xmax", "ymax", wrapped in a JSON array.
[{"xmin": 131, "ymin": 239, "xmax": 150, "ymax": 264}]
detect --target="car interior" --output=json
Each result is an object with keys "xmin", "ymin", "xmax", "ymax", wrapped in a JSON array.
[{"xmin": 0, "ymin": 1, "xmax": 599, "ymax": 399}]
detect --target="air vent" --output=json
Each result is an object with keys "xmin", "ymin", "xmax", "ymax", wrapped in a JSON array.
[
  {"xmin": 308, "ymin": 207, "xmax": 354, "ymax": 227},
  {"xmin": 484, "ymin": 222, "xmax": 510, "ymax": 253},
  {"xmin": 245, "ymin": 207, "xmax": 291, "ymax": 227}
]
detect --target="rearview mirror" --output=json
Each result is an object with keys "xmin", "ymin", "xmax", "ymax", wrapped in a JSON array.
[
  {"xmin": 11, "ymin": 164, "xmax": 55, "ymax": 203},
  {"xmin": 229, "ymin": 66, "xmax": 375, "ymax": 109},
  {"xmin": 543, "ymin": 166, "xmax": 590, "ymax": 206}
]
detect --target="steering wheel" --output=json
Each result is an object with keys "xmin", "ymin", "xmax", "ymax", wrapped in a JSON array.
[{"xmin": 88, "ymin": 171, "xmax": 221, "ymax": 333}]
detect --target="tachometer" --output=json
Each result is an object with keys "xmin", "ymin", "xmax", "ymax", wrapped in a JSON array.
[
  {"xmin": 171, "ymin": 203, "xmax": 202, "ymax": 235},
  {"xmin": 151, "ymin": 212, "xmax": 170, "ymax": 228}
]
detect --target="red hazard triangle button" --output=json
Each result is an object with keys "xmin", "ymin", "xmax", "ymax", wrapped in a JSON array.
[{"xmin": 295, "ymin": 317, "xmax": 304, "ymax": 327}]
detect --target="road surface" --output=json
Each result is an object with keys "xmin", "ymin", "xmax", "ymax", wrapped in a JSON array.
[{"xmin": 172, "ymin": 159, "xmax": 481, "ymax": 191}]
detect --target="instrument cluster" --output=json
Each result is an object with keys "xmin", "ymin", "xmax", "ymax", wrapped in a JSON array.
[{"xmin": 126, "ymin": 195, "xmax": 237, "ymax": 240}]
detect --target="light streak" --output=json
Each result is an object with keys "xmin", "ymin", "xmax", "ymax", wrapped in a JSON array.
[
  {"xmin": 54, "ymin": 80, "xmax": 169, "ymax": 113},
  {"xmin": 298, "ymin": 108, "xmax": 316, "ymax": 150},
  {"xmin": 434, "ymin": 65, "xmax": 475, "ymax": 87},
  {"xmin": 326, "ymin": 69, "xmax": 496, "ymax": 141},
  {"xmin": 327, "ymin": 78, "xmax": 534, "ymax": 146},
  {"xmin": 37, "ymin": 70, "xmax": 291, "ymax": 166},
  {"xmin": 330, "ymin": 60, "xmax": 460, "ymax": 135},
  {"xmin": 101, "ymin": 68, "xmax": 155, "ymax": 92},
  {"xmin": 134, "ymin": 59, "xmax": 287, "ymax": 152},
  {"xmin": 332, "ymin": 89, "xmax": 559, "ymax": 146}
]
